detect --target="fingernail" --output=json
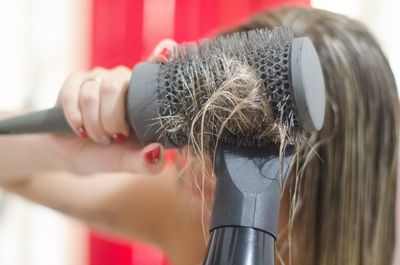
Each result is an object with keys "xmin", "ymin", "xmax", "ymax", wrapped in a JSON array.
[
  {"xmin": 99, "ymin": 135, "xmax": 111, "ymax": 145},
  {"xmin": 77, "ymin": 125, "xmax": 88, "ymax": 139},
  {"xmin": 160, "ymin": 47, "xmax": 170, "ymax": 58},
  {"xmin": 112, "ymin": 133, "xmax": 126, "ymax": 143},
  {"xmin": 145, "ymin": 146, "xmax": 161, "ymax": 164}
]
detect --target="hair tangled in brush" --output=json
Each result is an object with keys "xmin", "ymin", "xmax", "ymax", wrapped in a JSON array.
[
  {"xmin": 155, "ymin": 27, "xmax": 302, "ymax": 154},
  {"xmin": 159, "ymin": 56, "xmax": 286, "ymax": 153}
]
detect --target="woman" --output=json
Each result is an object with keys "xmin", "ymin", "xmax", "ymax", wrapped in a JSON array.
[{"xmin": 0, "ymin": 7, "xmax": 398, "ymax": 265}]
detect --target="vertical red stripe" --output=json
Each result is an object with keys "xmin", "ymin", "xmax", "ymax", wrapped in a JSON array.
[
  {"xmin": 173, "ymin": 0, "xmax": 201, "ymax": 42},
  {"xmin": 91, "ymin": 0, "xmax": 143, "ymax": 68},
  {"xmin": 89, "ymin": 233, "xmax": 132, "ymax": 265},
  {"xmin": 125, "ymin": 0, "xmax": 144, "ymax": 65},
  {"xmin": 141, "ymin": 0, "xmax": 176, "ymax": 59},
  {"xmin": 89, "ymin": 0, "xmax": 144, "ymax": 264},
  {"xmin": 197, "ymin": 0, "xmax": 218, "ymax": 36}
]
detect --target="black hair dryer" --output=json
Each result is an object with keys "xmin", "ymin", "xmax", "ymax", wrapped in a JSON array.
[{"xmin": 203, "ymin": 142, "xmax": 294, "ymax": 265}]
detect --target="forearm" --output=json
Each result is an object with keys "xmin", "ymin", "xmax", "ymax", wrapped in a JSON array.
[
  {"xmin": 3, "ymin": 168, "xmax": 177, "ymax": 244},
  {"xmin": 0, "ymin": 110, "xmax": 166, "ymax": 185},
  {"xmin": 0, "ymin": 134, "xmax": 65, "ymax": 185},
  {"xmin": 3, "ymin": 158, "xmax": 207, "ymax": 265}
]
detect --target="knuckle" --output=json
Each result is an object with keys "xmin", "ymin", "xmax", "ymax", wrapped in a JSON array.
[
  {"xmin": 65, "ymin": 72, "xmax": 79, "ymax": 82},
  {"xmin": 81, "ymin": 90, "xmax": 98, "ymax": 105},
  {"xmin": 101, "ymin": 81, "xmax": 120, "ymax": 95},
  {"xmin": 64, "ymin": 72, "xmax": 84, "ymax": 87},
  {"xmin": 114, "ymin": 65, "xmax": 130, "ymax": 73}
]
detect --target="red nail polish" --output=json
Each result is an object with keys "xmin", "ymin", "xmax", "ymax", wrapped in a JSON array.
[
  {"xmin": 145, "ymin": 146, "xmax": 161, "ymax": 164},
  {"xmin": 77, "ymin": 125, "xmax": 88, "ymax": 139},
  {"xmin": 112, "ymin": 133, "xmax": 126, "ymax": 143},
  {"xmin": 160, "ymin": 47, "xmax": 170, "ymax": 58}
]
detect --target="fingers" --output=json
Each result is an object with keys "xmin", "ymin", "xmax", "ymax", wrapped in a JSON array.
[
  {"xmin": 59, "ymin": 66, "xmax": 131, "ymax": 144},
  {"xmin": 59, "ymin": 37, "xmax": 178, "ymax": 144},
  {"xmin": 59, "ymin": 72, "xmax": 86, "ymax": 136},
  {"xmin": 79, "ymin": 77, "xmax": 110, "ymax": 144},
  {"xmin": 99, "ymin": 67, "xmax": 131, "ymax": 139},
  {"xmin": 59, "ymin": 38, "xmax": 178, "ymax": 144},
  {"xmin": 57, "ymin": 65, "xmax": 167, "ymax": 174},
  {"xmin": 148, "ymin": 39, "xmax": 178, "ymax": 63}
]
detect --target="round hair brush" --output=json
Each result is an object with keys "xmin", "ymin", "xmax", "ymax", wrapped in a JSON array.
[
  {"xmin": 131, "ymin": 27, "xmax": 325, "ymax": 148},
  {"xmin": 0, "ymin": 27, "xmax": 326, "ymax": 265},
  {"xmin": 0, "ymin": 27, "xmax": 324, "ymax": 145}
]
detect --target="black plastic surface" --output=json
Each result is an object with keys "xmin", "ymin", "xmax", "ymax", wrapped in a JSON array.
[
  {"xmin": 203, "ymin": 226, "xmax": 275, "ymax": 265},
  {"xmin": 128, "ymin": 63, "xmax": 166, "ymax": 145},
  {"xmin": 210, "ymin": 142, "xmax": 294, "ymax": 238},
  {"xmin": 290, "ymin": 37, "xmax": 326, "ymax": 132},
  {"xmin": 0, "ymin": 107, "xmax": 71, "ymax": 134},
  {"xmin": 0, "ymin": 35, "xmax": 326, "ymax": 144}
]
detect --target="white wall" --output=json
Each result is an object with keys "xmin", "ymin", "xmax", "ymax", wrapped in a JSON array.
[
  {"xmin": 0, "ymin": 1, "xmax": 90, "ymax": 265},
  {"xmin": 312, "ymin": 0, "xmax": 400, "ymax": 91}
]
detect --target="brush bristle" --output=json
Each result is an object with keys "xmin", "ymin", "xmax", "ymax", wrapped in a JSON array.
[{"xmin": 156, "ymin": 27, "xmax": 299, "ymax": 148}]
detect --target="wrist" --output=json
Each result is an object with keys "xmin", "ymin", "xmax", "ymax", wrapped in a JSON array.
[
  {"xmin": 21, "ymin": 134, "xmax": 70, "ymax": 175},
  {"xmin": 45, "ymin": 134, "xmax": 78, "ymax": 173}
]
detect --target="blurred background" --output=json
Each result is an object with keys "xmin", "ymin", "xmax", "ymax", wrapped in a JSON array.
[{"xmin": 0, "ymin": 0, "xmax": 398, "ymax": 265}]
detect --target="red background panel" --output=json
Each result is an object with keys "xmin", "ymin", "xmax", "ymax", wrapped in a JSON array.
[{"xmin": 89, "ymin": 0, "xmax": 310, "ymax": 264}]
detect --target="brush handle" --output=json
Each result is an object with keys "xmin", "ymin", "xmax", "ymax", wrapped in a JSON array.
[
  {"xmin": 0, "ymin": 63, "xmax": 158, "ymax": 137},
  {"xmin": 0, "ymin": 107, "xmax": 72, "ymax": 134},
  {"xmin": 0, "ymin": 63, "xmax": 164, "ymax": 144}
]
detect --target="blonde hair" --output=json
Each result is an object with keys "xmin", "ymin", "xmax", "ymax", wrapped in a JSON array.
[
  {"xmin": 164, "ymin": 7, "xmax": 398, "ymax": 265},
  {"xmin": 222, "ymin": 7, "xmax": 399, "ymax": 265}
]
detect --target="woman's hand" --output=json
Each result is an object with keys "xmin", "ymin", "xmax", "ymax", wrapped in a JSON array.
[
  {"xmin": 58, "ymin": 66, "xmax": 131, "ymax": 144},
  {"xmin": 52, "ymin": 65, "xmax": 165, "ymax": 176},
  {"xmin": 53, "ymin": 40, "xmax": 178, "ymax": 175},
  {"xmin": 0, "ymin": 51, "xmax": 175, "ymax": 183},
  {"xmin": 59, "ymin": 39, "xmax": 177, "ymax": 144}
]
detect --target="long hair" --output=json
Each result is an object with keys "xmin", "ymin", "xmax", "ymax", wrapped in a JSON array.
[{"xmin": 220, "ymin": 7, "xmax": 399, "ymax": 265}]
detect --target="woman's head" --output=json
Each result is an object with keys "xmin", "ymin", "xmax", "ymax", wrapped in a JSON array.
[{"xmin": 222, "ymin": 7, "xmax": 399, "ymax": 265}]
